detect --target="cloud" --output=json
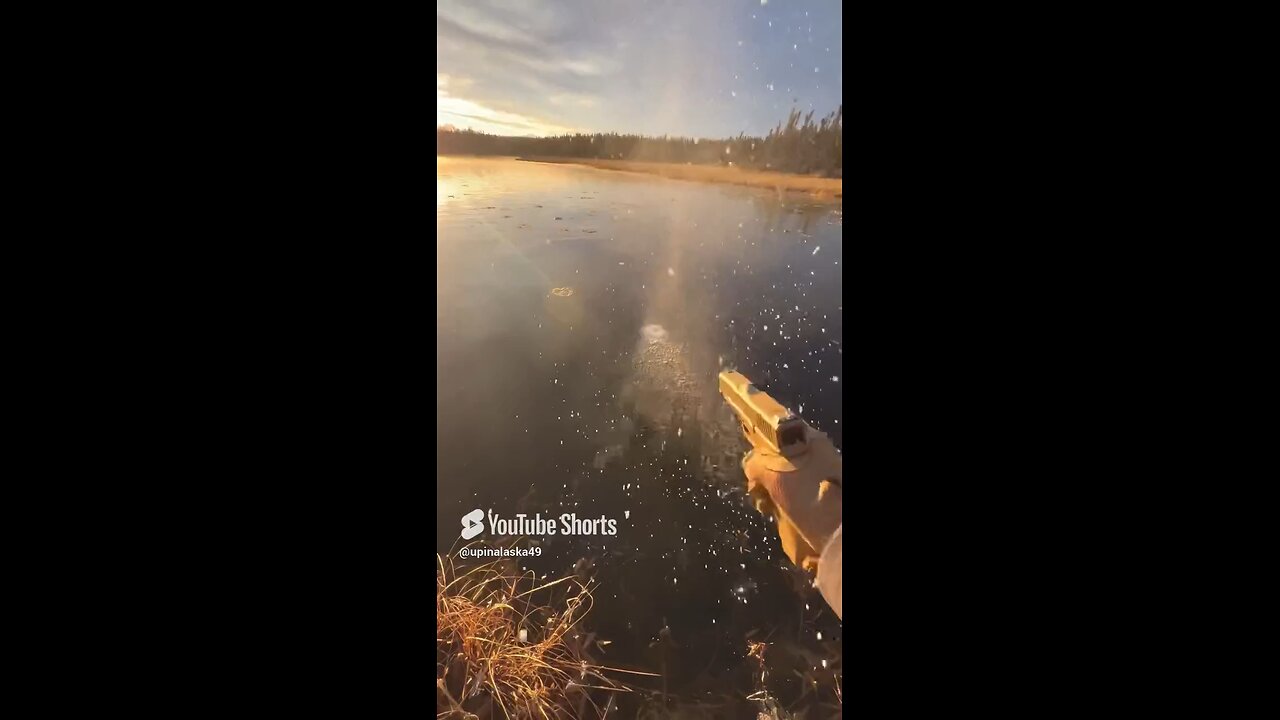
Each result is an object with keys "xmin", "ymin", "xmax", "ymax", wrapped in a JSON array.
[
  {"xmin": 436, "ymin": 14, "xmax": 619, "ymax": 83},
  {"xmin": 437, "ymin": 73, "xmax": 473, "ymax": 91},
  {"xmin": 435, "ymin": 0, "xmax": 842, "ymax": 138},
  {"xmin": 549, "ymin": 93, "xmax": 599, "ymax": 109},
  {"xmin": 437, "ymin": 87, "xmax": 577, "ymax": 137}
]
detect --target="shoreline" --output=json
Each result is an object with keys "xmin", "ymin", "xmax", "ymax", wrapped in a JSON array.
[{"xmin": 515, "ymin": 156, "xmax": 842, "ymax": 198}]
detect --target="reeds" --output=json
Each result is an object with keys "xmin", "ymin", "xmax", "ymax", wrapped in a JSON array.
[{"xmin": 437, "ymin": 552, "xmax": 654, "ymax": 719}]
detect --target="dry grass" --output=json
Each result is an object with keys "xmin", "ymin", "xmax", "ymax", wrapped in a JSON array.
[
  {"xmin": 437, "ymin": 551, "xmax": 656, "ymax": 719},
  {"xmin": 516, "ymin": 157, "xmax": 842, "ymax": 199}
]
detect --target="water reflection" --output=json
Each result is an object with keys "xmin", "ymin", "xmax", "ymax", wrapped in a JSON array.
[{"xmin": 436, "ymin": 157, "xmax": 842, "ymax": 707}]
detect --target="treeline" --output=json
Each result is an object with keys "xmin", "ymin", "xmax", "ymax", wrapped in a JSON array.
[{"xmin": 436, "ymin": 106, "xmax": 841, "ymax": 178}]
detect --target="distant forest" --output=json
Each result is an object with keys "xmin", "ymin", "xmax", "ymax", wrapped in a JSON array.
[{"xmin": 437, "ymin": 106, "xmax": 842, "ymax": 178}]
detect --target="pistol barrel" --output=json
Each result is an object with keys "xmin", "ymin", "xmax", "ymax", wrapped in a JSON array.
[{"xmin": 718, "ymin": 370, "xmax": 808, "ymax": 457}]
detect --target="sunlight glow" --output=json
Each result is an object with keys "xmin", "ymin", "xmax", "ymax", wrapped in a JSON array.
[{"xmin": 438, "ymin": 74, "xmax": 577, "ymax": 138}]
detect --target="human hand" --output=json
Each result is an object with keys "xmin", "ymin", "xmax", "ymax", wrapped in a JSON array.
[{"xmin": 742, "ymin": 423, "xmax": 842, "ymax": 572}]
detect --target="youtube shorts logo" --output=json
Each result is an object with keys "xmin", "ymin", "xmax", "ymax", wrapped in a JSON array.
[{"xmin": 460, "ymin": 509, "xmax": 485, "ymax": 540}]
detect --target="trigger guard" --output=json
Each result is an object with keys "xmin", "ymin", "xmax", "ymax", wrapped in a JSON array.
[{"xmin": 743, "ymin": 447, "xmax": 804, "ymax": 474}]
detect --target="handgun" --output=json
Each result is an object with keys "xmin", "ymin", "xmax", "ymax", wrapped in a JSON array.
[
  {"xmin": 718, "ymin": 370, "xmax": 825, "ymax": 571},
  {"xmin": 718, "ymin": 370, "xmax": 808, "ymax": 460}
]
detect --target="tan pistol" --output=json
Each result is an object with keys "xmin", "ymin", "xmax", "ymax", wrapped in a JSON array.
[{"xmin": 718, "ymin": 370, "xmax": 824, "ymax": 571}]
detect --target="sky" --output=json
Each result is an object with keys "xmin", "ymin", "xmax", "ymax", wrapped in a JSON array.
[{"xmin": 437, "ymin": 0, "xmax": 842, "ymax": 139}]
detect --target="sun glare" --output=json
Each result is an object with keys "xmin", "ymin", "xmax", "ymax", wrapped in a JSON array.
[{"xmin": 437, "ymin": 159, "xmax": 453, "ymax": 207}]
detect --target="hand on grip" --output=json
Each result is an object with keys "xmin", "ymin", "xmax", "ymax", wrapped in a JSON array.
[{"xmin": 742, "ymin": 424, "xmax": 842, "ymax": 571}]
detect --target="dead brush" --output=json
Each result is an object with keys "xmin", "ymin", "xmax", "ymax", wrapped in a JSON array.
[{"xmin": 437, "ymin": 551, "xmax": 655, "ymax": 719}]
